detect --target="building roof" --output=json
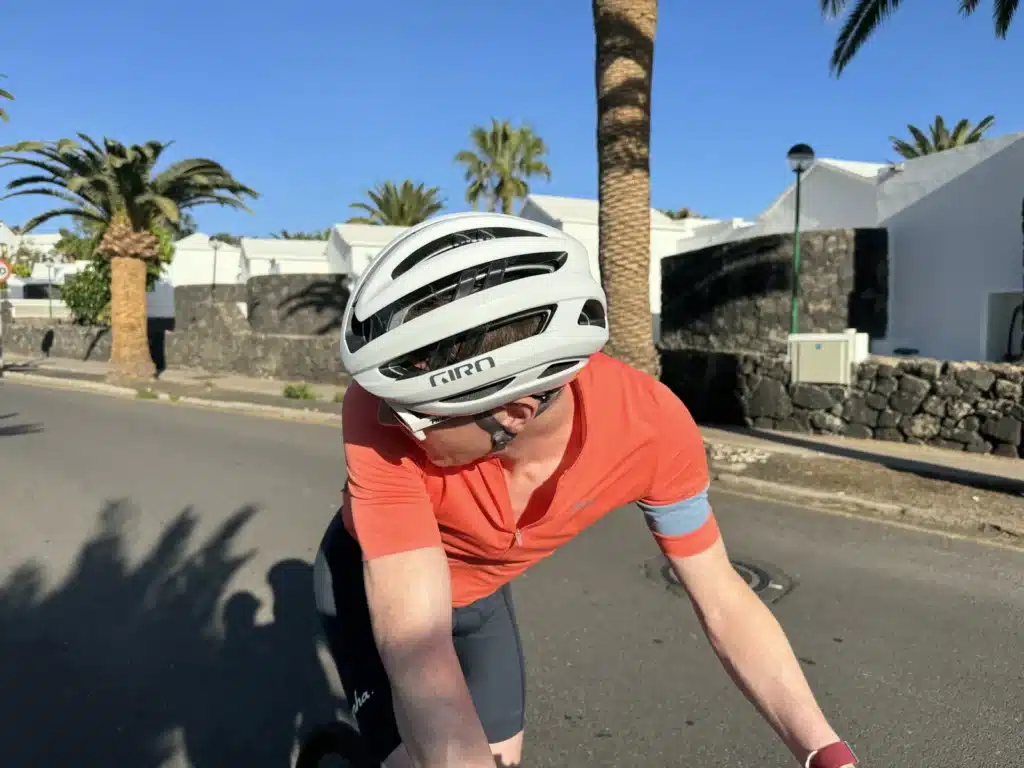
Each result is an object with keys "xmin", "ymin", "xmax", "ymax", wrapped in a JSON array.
[
  {"xmin": 817, "ymin": 158, "xmax": 888, "ymax": 180},
  {"xmin": 523, "ymin": 194, "xmax": 689, "ymax": 231},
  {"xmin": 727, "ymin": 132, "xmax": 1024, "ymax": 243},
  {"xmin": 239, "ymin": 237, "xmax": 328, "ymax": 260},
  {"xmin": 876, "ymin": 132, "xmax": 1024, "ymax": 221},
  {"xmin": 332, "ymin": 223, "xmax": 409, "ymax": 247}
]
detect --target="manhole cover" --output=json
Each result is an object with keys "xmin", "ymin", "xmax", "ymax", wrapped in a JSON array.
[{"xmin": 644, "ymin": 556, "xmax": 794, "ymax": 605}]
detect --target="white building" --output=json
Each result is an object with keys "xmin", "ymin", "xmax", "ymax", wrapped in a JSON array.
[
  {"xmin": 327, "ymin": 224, "xmax": 409, "ymax": 279},
  {"xmin": 729, "ymin": 135, "xmax": 1024, "ymax": 362},
  {"xmin": 518, "ymin": 194, "xmax": 752, "ymax": 338},
  {"xmin": 238, "ymin": 237, "xmax": 331, "ymax": 280}
]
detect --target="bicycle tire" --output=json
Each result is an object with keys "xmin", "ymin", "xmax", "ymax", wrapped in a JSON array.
[{"xmin": 295, "ymin": 721, "xmax": 376, "ymax": 768}]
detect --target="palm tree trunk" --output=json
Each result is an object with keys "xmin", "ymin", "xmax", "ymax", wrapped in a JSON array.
[
  {"xmin": 109, "ymin": 255, "xmax": 156, "ymax": 380},
  {"xmin": 593, "ymin": 0, "xmax": 660, "ymax": 377}
]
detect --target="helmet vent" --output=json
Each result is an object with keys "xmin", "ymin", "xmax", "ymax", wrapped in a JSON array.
[
  {"xmin": 539, "ymin": 360, "xmax": 582, "ymax": 379},
  {"xmin": 377, "ymin": 306, "xmax": 555, "ymax": 380},
  {"xmin": 391, "ymin": 227, "xmax": 546, "ymax": 279},
  {"xmin": 348, "ymin": 253, "xmax": 566, "ymax": 354},
  {"xmin": 441, "ymin": 377, "xmax": 515, "ymax": 403},
  {"xmin": 577, "ymin": 299, "xmax": 607, "ymax": 328}
]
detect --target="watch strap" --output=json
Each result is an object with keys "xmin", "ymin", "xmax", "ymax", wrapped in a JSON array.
[{"xmin": 806, "ymin": 741, "xmax": 857, "ymax": 768}]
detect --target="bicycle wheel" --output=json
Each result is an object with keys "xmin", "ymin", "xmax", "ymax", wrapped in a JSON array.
[{"xmin": 295, "ymin": 721, "xmax": 376, "ymax": 768}]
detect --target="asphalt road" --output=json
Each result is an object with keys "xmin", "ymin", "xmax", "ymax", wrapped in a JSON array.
[{"xmin": 1, "ymin": 380, "xmax": 1022, "ymax": 768}]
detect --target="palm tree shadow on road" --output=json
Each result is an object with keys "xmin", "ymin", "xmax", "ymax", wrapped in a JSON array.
[
  {"xmin": 0, "ymin": 500, "xmax": 343, "ymax": 768},
  {"xmin": 0, "ymin": 411, "xmax": 43, "ymax": 438}
]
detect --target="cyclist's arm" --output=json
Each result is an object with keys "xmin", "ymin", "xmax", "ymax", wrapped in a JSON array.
[
  {"xmin": 363, "ymin": 548, "xmax": 495, "ymax": 768},
  {"xmin": 639, "ymin": 384, "xmax": 845, "ymax": 766},
  {"xmin": 342, "ymin": 388, "xmax": 494, "ymax": 768}
]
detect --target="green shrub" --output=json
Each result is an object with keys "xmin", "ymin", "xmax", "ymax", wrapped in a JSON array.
[
  {"xmin": 61, "ymin": 263, "xmax": 111, "ymax": 325},
  {"xmin": 283, "ymin": 382, "xmax": 318, "ymax": 400},
  {"xmin": 57, "ymin": 224, "xmax": 173, "ymax": 326}
]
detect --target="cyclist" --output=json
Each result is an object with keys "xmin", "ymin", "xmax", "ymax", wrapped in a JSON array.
[{"xmin": 313, "ymin": 212, "xmax": 858, "ymax": 768}]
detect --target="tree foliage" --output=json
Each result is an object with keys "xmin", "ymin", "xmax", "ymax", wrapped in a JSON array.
[
  {"xmin": 0, "ymin": 134, "xmax": 258, "ymax": 236},
  {"xmin": 210, "ymin": 232, "xmax": 242, "ymax": 246},
  {"xmin": 270, "ymin": 229, "xmax": 331, "ymax": 240},
  {"xmin": 890, "ymin": 115, "xmax": 996, "ymax": 159},
  {"xmin": 60, "ymin": 263, "xmax": 112, "ymax": 325},
  {"xmin": 347, "ymin": 180, "xmax": 445, "ymax": 226},
  {"xmin": 822, "ymin": 0, "xmax": 1020, "ymax": 76},
  {"xmin": 0, "ymin": 74, "xmax": 13, "ymax": 123},
  {"xmin": 454, "ymin": 119, "xmax": 551, "ymax": 214},
  {"xmin": 659, "ymin": 207, "xmax": 703, "ymax": 220}
]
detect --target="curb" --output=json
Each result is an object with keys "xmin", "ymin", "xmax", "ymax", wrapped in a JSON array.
[
  {"xmin": 3, "ymin": 370, "xmax": 343, "ymax": 426},
  {"xmin": 711, "ymin": 470, "xmax": 1023, "ymax": 546},
  {"xmin": 4, "ymin": 370, "xmax": 138, "ymax": 398}
]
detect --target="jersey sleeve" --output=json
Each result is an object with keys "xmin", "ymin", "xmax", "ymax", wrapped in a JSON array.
[
  {"xmin": 636, "ymin": 380, "xmax": 719, "ymax": 559},
  {"xmin": 341, "ymin": 385, "xmax": 441, "ymax": 560}
]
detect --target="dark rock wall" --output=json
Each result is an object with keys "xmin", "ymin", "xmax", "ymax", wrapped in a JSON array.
[
  {"xmin": 661, "ymin": 348, "xmax": 1023, "ymax": 458},
  {"xmin": 661, "ymin": 228, "xmax": 889, "ymax": 354}
]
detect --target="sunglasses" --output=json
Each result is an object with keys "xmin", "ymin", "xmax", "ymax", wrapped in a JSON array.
[{"xmin": 378, "ymin": 402, "xmax": 458, "ymax": 441}]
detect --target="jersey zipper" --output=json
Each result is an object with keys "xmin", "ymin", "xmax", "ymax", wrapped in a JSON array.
[{"xmin": 514, "ymin": 528, "xmax": 523, "ymax": 546}]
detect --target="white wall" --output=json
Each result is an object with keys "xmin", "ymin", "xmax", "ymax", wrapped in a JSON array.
[
  {"xmin": 875, "ymin": 138, "xmax": 1024, "ymax": 361},
  {"xmin": 756, "ymin": 164, "xmax": 880, "ymax": 234},
  {"xmin": 167, "ymin": 245, "xmax": 244, "ymax": 286}
]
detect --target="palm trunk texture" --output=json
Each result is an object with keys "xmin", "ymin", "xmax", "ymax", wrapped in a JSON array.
[
  {"xmin": 109, "ymin": 255, "xmax": 156, "ymax": 380},
  {"xmin": 593, "ymin": 0, "xmax": 661, "ymax": 377}
]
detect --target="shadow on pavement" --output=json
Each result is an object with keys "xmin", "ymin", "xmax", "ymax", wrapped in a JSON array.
[
  {"xmin": 711, "ymin": 425, "xmax": 1024, "ymax": 496},
  {"xmin": 0, "ymin": 411, "xmax": 43, "ymax": 438},
  {"xmin": 0, "ymin": 500, "xmax": 343, "ymax": 768}
]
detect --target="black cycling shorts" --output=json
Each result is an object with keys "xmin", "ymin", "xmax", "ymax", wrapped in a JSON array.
[{"xmin": 313, "ymin": 514, "xmax": 526, "ymax": 764}]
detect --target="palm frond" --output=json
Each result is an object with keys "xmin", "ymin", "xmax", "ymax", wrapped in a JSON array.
[{"xmin": 830, "ymin": 0, "xmax": 905, "ymax": 76}]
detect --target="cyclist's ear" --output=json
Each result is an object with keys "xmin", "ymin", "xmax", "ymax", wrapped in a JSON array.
[{"xmin": 491, "ymin": 398, "xmax": 543, "ymax": 433}]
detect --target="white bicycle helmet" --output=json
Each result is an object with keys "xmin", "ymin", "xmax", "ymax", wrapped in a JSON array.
[{"xmin": 340, "ymin": 211, "xmax": 608, "ymax": 437}]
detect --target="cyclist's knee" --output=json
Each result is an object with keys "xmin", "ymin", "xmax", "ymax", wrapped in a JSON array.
[{"xmin": 379, "ymin": 740, "xmax": 522, "ymax": 768}]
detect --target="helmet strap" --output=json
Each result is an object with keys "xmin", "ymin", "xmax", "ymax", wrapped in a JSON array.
[{"xmin": 474, "ymin": 388, "xmax": 564, "ymax": 454}]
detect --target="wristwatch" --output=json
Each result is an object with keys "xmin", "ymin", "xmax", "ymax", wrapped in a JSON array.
[{"xmin": 805, "ymin": 741, "xmax": 858, "ymax": 768}]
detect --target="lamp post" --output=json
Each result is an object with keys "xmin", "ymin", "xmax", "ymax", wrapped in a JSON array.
[
  {"xmin": 45, "ymin": 257, "xmax": 56, "ymax": 319},
  {"xmin": 786, "ymin": 143, "xmax": 815, "ymax": 335},
  {"xmin": 209, "ymin": 238, "xmax": 221, "ymax": 301}
]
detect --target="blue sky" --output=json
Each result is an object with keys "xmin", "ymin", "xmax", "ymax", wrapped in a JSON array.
[{"xmin": 2, "ymin": 0, "xmax": 1021, "ymax": 235}]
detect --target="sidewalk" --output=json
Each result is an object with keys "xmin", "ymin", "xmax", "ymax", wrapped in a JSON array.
[
  {"xmin": 4, "ymin": 354, "xmax": 1022, "ymax": 544},
  {"xmin": 1, "ymin": 354, "xmax": 346, "ymax": 415}
]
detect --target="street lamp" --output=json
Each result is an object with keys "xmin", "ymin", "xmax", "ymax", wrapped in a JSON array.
[
  {"xmin": 209, "ymin": 237, "xmax": 221, "ymax": 300},
  {"xmin": 786, "ymin": 143, "xmax": 815, "ymax": 335}
]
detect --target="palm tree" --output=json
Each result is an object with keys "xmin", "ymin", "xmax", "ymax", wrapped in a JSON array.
[
  {"xmin": 890, "ymin": 115, "xmax": 996, "ymax": 159},
  {"xmin": 270, "ymin": 228, "xmax": 331, "ymax": 240},
  {"xmin": 454, "ymin": 119, "xmax": 552, "ymax": 214},
  {"xmin": 0, "ymin": 135, "xmax": 258, "ymax": 380},
  {"xmin": 593, "ymin": 0, "xmax": 660, "ymax": 377},
  {"xmin": 822, "ymin": 1, "xmax": 1019, "ymax": 76},
  {"xmin": 347, "ymin": 180, "xmax": 444, "ymax": 226},
  {"xmin": 0, "ymin": 75, "xmax": 13, "ymax": 123}
]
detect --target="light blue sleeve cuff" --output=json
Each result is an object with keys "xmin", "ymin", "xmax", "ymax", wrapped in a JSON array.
[{"xmin": 637, "ymin": 483, "xmax": 711, "ymax": 536}]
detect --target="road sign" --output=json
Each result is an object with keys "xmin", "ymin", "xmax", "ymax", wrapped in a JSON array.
[{"xmin": 0, "ymin": 258, "xmax": 10, "ymax": 285}]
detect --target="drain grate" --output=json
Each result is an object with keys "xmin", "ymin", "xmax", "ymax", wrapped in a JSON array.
[{"xmin": 644, "ymin": 556, "xmax": 795, "ymax": 605}]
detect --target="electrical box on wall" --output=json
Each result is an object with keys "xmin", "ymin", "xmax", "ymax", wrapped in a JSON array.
[{"xmin": 787, "ymin": 329, "xmax": 870, "ymax": 385}]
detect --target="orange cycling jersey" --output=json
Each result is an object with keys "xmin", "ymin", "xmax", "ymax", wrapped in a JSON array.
[{"xmin": 341, "ymin": 352, "xmax": 717, "ymax": 607}]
